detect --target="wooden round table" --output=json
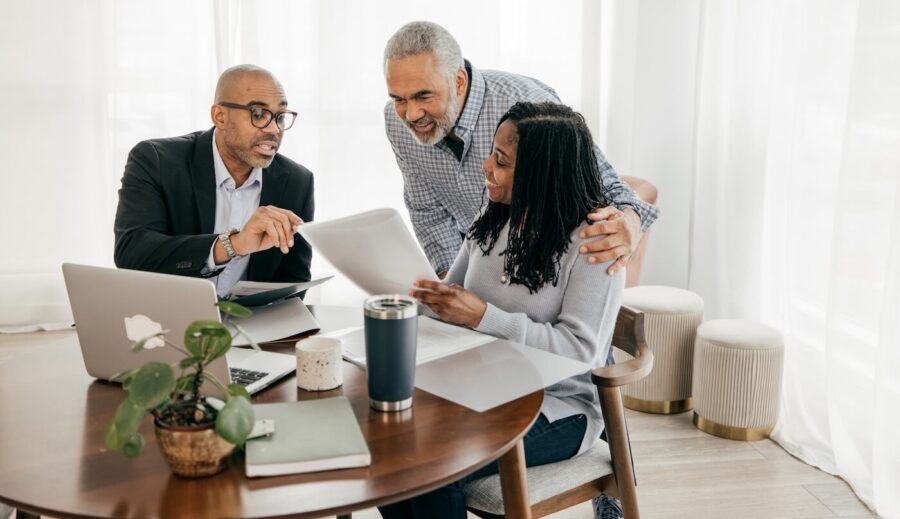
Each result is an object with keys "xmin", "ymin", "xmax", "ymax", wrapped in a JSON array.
[{"xmin": 0, "ymin": 306, "xmax": 542, "ymax": 518}]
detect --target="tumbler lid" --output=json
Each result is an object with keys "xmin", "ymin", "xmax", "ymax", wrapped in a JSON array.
[{"xmin": 364, "ymin": 295, "xmax": 418, "ymax": 320}]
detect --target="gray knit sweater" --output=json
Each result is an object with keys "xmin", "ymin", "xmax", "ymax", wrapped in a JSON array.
[{"xmin": 444, "ymin": 221, "xmax": 624, "ymax": 455}]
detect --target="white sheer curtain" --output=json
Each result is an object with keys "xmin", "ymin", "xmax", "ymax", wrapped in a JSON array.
[
  {"xmin": 0, "ymin": 0, "xmax": 591, "ymax": 325},
  {"xmin": 601, "ymin": 0, "xmax": 900, "ymax": 515},
  {"xmin": 692, "ymin": 1, "xmax": 900, "ymax": 515},
  {"xmin": 0, "ymin": 1, "xmax": 217, "ymax": 326}
]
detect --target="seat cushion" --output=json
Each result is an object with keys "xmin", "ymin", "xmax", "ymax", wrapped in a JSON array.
[
  {"xmin": 464, "ymin": 441, "xmax": 613, "ymax": 514},
  {"xmin": 696, "ymin": 319, "xmax": 783, "ymax": 350},
  {"xmin": 623, "ymin": 285, "xmax": 704, "ymax": 315}
]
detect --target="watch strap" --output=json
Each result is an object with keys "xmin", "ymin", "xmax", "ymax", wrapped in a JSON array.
[{"xmin": 218, "ymin": 229, "xmax": 243, "ymax": 259}]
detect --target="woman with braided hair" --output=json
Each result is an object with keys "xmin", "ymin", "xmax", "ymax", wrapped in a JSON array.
[{"xmin": 383, "ymin": 102, "xmax": 625, "ymax": 519}]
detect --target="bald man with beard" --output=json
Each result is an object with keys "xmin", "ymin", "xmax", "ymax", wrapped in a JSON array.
[{"xmin": 114, "ymin": 65, "xmax": 314, "ymax": 296}]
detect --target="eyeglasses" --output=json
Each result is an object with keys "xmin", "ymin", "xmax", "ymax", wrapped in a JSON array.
[{"xmin": 218, "ymin": 102, "xmax": 298, "ymax": 131}]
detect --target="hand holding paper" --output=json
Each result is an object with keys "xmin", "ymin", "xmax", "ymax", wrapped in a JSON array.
[{"xmin": 298, "ymin": 208, "xmax": 439, "ymax": 295}]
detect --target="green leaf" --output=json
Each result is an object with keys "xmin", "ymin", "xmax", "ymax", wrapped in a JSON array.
[
  {"xmin": 114, "ymin": 399, "xmax": 145, "ymax": 436},
  {"xmin": 126, "ymin": 362, "xmax": 175, "ymax": 409},
  {"xmin": 202, "ymin": 327, "xmax": 232, "ymax": 363},
  {"xmin": 226, "ymin": 383, "xmax": 251, "ymax": 400},
  {"xmin": 122, "ymin": 433, "xmax": 145, "ymax": 458},
  {"xmin": 179, "ymin": 356, "xmax": 202, "ymax": 368},
  {"xmin": 184, "ymin": 320, "xmax": 228, "ymax": 357},
  {"xmin": 215, "ymin": 396, "xmax": 254, "ymax": 445},
  {"xmin": 130, "ymin": 330, "xmax": 169, "ymax": 352},
  {"xmin": 104, "ymin": 420, "xmax": 123, "ymax": 451},
  {"xmin": 216, "ymin": 301, "xmax": 252, "ymax": 318}
]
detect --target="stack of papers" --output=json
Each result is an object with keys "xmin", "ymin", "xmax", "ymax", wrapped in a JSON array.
[
  {"xmin": 228, "ymin": 298, "xmax": 320, "ymax": 346},
  {"xmin": 226, "ymin": 276, "xmax": 332, "ymax": 307}
]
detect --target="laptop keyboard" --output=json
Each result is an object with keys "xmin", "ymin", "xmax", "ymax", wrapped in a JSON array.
[{"xmin": 230, "ymin": 368, "xmax": 268, "ymax": 387}]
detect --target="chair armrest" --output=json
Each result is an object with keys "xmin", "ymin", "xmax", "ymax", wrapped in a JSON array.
[{"xmin": 591, "ymin": 346, "xmax": 654, "ymax": 388}]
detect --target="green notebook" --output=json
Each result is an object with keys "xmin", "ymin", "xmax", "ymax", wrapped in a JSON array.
[{"xmin": 245, "ymin": 396, "xmax": 371, "ymax": 477}]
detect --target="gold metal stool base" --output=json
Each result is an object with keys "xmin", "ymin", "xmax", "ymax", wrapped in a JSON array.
[
  {"xmin": 623, "ymin": 396, "xmax": 692, "ymax": 414},
  {"xmin": 693, "ymin": 412, "xmax": 773, "ymax": 441}
]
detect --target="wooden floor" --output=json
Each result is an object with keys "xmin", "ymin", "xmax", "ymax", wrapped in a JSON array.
[
  {"xmin": 0, "ymin": 332, "xmax": 879, "ymax": 519},
  {"xmin": 355, "ymin": 409, "xmax": 879, "ymax": 518}
]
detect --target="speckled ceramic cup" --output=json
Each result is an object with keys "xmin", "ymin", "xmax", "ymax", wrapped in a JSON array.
[{"xmin": 295, "ymin": 336, "xmax": 343, "ymax": 391}]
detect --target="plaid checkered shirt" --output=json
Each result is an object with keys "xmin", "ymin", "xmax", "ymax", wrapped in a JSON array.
[{"xmin": 384, "ymin": 62, "xmax": 660, "ymax": 274}]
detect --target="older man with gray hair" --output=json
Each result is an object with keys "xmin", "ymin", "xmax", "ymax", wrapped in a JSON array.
[
  {"xmin": 383, "ymin": 21, "xmax": 658, "ymax": 280},
  {"xmin": 379, "ymin": 20, "xmax": 634, "ymax": 519}
]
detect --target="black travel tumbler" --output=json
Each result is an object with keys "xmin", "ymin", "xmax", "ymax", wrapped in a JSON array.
[{"xmin": 364, "ymin": 295, "xmax": 418, "ymax": 411}]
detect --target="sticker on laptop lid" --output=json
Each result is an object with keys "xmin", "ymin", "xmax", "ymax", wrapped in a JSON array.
[{"xmin": 124, "ymin": 314, "xmax": 164, "ymax": 349}]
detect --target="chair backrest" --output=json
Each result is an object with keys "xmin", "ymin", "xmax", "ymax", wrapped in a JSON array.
[
  {"xmin": 613, "ymin": 306, "xmax": 643, "ymax": 357},
  {"xmin": 593, "ymin": 305, "xmax": 654, "ymax": 388}
]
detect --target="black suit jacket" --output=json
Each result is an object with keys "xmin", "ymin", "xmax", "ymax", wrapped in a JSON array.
[{"xmin": 114, "ymin": 128, "xmax": 314, "ymax": 284}]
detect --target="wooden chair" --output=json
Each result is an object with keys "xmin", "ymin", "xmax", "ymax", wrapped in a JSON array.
[{"xmin": 464, "ymin": 305, "xmax": 654, "ymax": 518}]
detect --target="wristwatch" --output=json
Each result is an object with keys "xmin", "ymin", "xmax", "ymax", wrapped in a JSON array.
[{"xmin": 217, "ymin": 229, "xmax": 243, "ymax": 259}]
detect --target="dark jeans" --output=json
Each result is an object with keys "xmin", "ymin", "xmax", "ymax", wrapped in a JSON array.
[{"xmin": 378, "ymin": 412, "xmax": 587, "ymax": 519}]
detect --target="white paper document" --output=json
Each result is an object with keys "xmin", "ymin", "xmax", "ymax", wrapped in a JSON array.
[
  {"xmin": 297, "ymin": 208, "xmax": 439, "ymax": 295},
  {"xmin": 415, "ymin": 339, "xmax": 592, "ymax": 412},
  {"xmin": 320, "ymin": 316, "xmax": 495, "ymax": 366},
  {"xmin": 228, "ymin": 298, "xmax": 320, "ymax": 346}
]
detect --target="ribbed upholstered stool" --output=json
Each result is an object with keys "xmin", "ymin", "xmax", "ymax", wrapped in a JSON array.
[
  {"xmin": 692, "ymin": 319, "xmax": 784, "ymax": 440},
  {"xmin": 614, "ymin": 286, "xmax": 703, "ymax": 414}
]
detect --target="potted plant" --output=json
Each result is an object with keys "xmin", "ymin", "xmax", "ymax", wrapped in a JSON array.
[{"xmin": 104, "ymin": 301, "xmax": 257, "ymax": 477}]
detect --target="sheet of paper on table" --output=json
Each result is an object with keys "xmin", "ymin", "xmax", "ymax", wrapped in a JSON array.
[
  {"xmin": 414, "ymin": 339, "xmax": 592, "ymax": 412},
  {"xmin": 319, "ymin": 316, "xmax": 495, "ymax": 366}
]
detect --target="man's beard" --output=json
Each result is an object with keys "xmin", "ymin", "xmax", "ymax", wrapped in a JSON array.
[
  {"xmin": 222, "ymin": 130, "xmax": 279, "ymax": 169},
  {"xmin": 406, "ymin": 92, "xmax": 461, "ymax": 146}
]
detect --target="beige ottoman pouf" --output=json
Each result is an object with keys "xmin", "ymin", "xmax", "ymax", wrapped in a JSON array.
[
  {"xmin": 615, "ymin": 286, "xmax": 704, "ymax": 414},
  {"xmin": 692, "ymin": 319, "xmax": 784, "ymax": 441}
]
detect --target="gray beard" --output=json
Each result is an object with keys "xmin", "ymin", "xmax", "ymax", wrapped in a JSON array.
[
  {"xmin": 408, "ymin": 93, "xmax": 461, "ymax": 146},
  {"xmin": 222, "ymin": 130, "xmax": 275, "ymax": 169}
]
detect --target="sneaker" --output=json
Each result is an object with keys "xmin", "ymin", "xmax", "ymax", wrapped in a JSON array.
[{"xmin": 592, "ymin": 494, "xmax": 624, "ymax": 519}]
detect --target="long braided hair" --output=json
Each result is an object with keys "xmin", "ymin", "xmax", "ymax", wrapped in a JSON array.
[{"xmin": 468, "ymin": 102, "xmax": 613, "ymax": 293}]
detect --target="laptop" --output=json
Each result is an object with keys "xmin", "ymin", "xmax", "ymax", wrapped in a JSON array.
[{"xmin": 62, "ymin": 263, "xmax": 298, "ymax": 396}]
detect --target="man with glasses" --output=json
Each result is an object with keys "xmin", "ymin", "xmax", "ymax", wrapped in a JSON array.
[{"xmin": 114, "ymin": 65, "xmax": 314, "ymax": 296}]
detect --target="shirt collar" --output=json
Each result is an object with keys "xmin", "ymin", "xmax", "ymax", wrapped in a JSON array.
[
  {"xmin": 211, "ymin": 129, "xmax": 263, "ymax": 189},
  {"xmin": 451, "ymin": 60, "xmax": 486, "ymax": 143}
]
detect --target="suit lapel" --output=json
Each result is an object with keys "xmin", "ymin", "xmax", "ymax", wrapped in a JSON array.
[
  {"xmin": 190, "ymin": 128, "xmax": 217, "ymax": 234},
  {"xmin": 258, "ymin": 160, "xmax": 285, "ymax": 207}
]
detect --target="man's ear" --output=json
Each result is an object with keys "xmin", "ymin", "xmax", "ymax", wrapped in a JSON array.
[
  {"xmin": 210, "ymin": 104, "xmax": 226, "ymax": 128},
  {"xmin": 456, "ymin": 67, "xmax": 468, "ymax": 97}
]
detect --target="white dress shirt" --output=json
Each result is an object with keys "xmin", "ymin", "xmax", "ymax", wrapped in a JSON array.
[{"xmin": 206, "ymin": 130, "xmax": 263, "ymax": 297}]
